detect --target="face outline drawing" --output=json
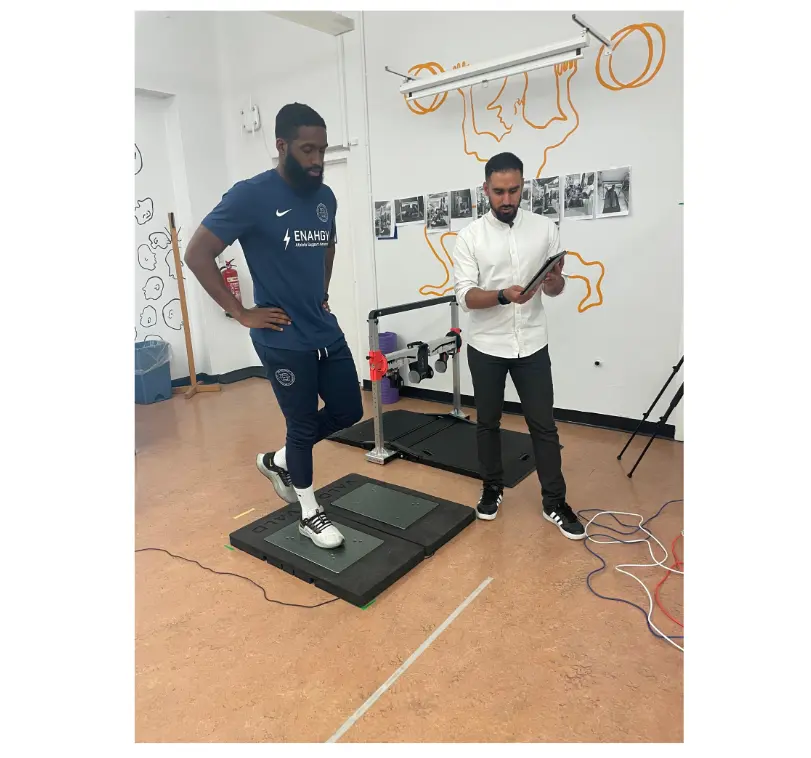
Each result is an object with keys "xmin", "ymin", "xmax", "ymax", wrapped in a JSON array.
[
  {"xmin": 165, "ymin": 250, "xmax": 184, "ymax": 280},
  {"xmin": 135, "ymin": 144, "xmax": 143, "ymax": 175},
  {"xmin": 149, "ymin": 231, "xmax": 170, "ymax": 251},
  {"xmin": 140, "ymin": 305, "xmax": 158, "ymax": 328},
  {"xmin": 142, "ymin": 276, "xmax": 164, "ymax": 301},
  {"xmin": 137, "ymin": 244, "xmax": 157, "ymax": 271},
  {"xmin": 162, "ymin": 299, "xmax": 183, "ymax": 330},
  {"xmin": 135, "ymin": 198, "xmax": 154, "ymax": 225}
]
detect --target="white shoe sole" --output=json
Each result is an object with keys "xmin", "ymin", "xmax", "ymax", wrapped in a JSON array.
[
  {"xmin": 476, "ymin": 509, "xmax": 499, "ymax": 521},
  {"xmin": 256, "ymin": 453, "xmax": 298, "ymax": 504},
  {"xmin": 476, "ymin": 492, "xmax": 502, "ymax": 521},
  {"xmin": 543, "ymin": 511, "xmax": 587, "ymax": 540},
  {"xmin": 298, "ymin": 523, "xmax": 345, "ymax": 549}
]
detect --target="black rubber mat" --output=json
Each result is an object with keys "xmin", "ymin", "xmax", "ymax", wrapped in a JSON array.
[
  {"xmin": 328, "ymin": 410, "xmax": 537, "ymax": 488},
  {"xmin": 230, "ymin": 503, "xmax": 424, "ymax": 608},
  {"xmin": 230, "ymin": 475, "xmax": 476, "ymax": 606},
  {"xmin": 316, "ymin": 474, "xmax": 476, "ymax": 556}
]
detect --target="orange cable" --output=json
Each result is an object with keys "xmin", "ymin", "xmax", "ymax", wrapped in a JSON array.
[{"xmin": 654, "ymin": 534, "xmax": 683, "ymax": 628}]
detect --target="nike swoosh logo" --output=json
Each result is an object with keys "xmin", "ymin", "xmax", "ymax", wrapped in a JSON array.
[{"xmin": 276, "ymin": 209, "xmax": 292, "ymax": 217}]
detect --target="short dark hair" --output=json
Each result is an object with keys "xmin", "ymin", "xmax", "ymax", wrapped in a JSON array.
[
  {"xmin": 275, "ymin": 103, "xmax": 326, "ymax": 141},
  {"xmin": 485, "ymin": 152, "xmax": 523, "ymax": 180}
]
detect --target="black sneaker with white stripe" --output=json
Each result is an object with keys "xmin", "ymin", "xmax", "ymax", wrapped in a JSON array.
[
  {"xmin": 476, "ymin": 484, "xmax": 503, "ymax": 521},
  {"xmin": 543, "ymin": 502, "xmax": 586, "ymax": 540}
]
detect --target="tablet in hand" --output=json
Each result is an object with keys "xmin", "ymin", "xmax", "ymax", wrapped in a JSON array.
[{"xmin": 521, "ymin": 251, "xmax": 567, "ymax": 296}]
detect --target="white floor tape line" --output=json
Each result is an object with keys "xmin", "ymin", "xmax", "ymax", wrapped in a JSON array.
[{"xmin": 325, "ymin": 576, "xmax": 494, "ymax": 743}]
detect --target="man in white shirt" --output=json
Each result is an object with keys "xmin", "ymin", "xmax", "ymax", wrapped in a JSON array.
[{"xmin": 452, "ymin": 152, "xmax": 585, "ymax": 540}]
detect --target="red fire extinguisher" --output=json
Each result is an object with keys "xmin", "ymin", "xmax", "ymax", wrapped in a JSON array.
[{"xmin": 220, "ymin": 259, "xmax": 242, "ymax": 304}]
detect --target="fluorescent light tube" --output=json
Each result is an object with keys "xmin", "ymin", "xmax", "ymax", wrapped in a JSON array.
[{"xmin": 400, "ymin": 33, "xmax": 588, "ymax": 102}]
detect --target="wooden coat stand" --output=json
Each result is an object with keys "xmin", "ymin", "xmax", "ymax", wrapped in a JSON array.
[{"xmin": 168, "ymin": 212, "xmax": 221, "ymax": 399}]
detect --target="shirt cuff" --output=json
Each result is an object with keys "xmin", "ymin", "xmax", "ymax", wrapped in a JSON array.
[{"xmin": 455, "ymin": 285, "xmax": 473, "ymax": 312}]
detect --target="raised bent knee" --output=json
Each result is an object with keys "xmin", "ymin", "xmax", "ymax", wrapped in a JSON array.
[{"xmin": 333, "ymin": 402, "xmax": 363, "ymax": 430}]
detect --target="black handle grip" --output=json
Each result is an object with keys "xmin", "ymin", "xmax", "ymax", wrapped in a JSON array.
[{"xmin": 369, "ymin": 295, "xmax": 456, "ymax": 321}]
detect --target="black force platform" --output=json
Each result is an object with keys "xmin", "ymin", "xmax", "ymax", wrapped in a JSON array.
[
  {"xmin": 328, "ymin": 410, "xmax": 537, "ymax": 488},
  {"xmin": 230, "ymin": 474, "xmax": 476, "ymax": 607}
]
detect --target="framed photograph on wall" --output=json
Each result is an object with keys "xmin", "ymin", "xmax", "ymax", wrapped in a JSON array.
[
  {"xmin": 474, "ymin": 185, "xmax": 490, "ymax": 218},
  {"xmin": 521, "ymin": 179, "xmax": 532, "ymax": 211},
  {"xmin": 596, "ymin": 167, "xmax": 630, "ymax": 218},
  {"xmin": 375, "ymin": 200, "xmax": 394, "ymax": 238},
  {"xmin": 563, "ymin": 172, "xmax": 595, "ymax": 220},
  {"xmin": 426, "ymin": 192, "xmax": 450, "ymax": 234},
  {"xmin": 451, "ymin": 189, "xmax": 473, "ymax": 221},
  {"xmin": 531, "ymin": 176, "xmax": 561, "ymax": 223},
  {"xmin": 394, "ymin": 195, "xmax": 426, "ymax": 225}
]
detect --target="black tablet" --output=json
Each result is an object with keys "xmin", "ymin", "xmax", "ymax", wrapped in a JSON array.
[{"xmin": 520, "ymin": 251, "xmax": 567, "ymax": 296}]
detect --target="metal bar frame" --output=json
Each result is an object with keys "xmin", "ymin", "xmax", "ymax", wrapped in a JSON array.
[{"xmin": 365, "ymin": 296, "xmax": 465, "ymax": 465}]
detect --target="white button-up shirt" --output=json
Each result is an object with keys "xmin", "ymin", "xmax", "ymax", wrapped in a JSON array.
[{"xmin": 452, "ymin": 209, "xmax": 560, "ymax": 359}]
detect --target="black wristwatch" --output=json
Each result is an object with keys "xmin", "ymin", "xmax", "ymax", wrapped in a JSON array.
[{"xmin": 497, "ymin": 289, "xmax": 509, "ymax": 305}]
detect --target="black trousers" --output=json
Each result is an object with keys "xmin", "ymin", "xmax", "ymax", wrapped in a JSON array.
[{"xmin": 467, "ymin": 344, "xmax": 566, "ymax": 508}]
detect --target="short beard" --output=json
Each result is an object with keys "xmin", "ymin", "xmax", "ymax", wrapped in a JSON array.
[
  {"xmin": 284, "ymin": 152, "xmax": 323, "ymax": 193},
  {"xmin": 494, "ymin": 206, "xmax": 517, "ymax": 224}
]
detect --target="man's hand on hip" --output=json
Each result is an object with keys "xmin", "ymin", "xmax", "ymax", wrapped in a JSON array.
[{"xmin": 235, "ymin": 306, "xmax": 291, "ymax": 331}]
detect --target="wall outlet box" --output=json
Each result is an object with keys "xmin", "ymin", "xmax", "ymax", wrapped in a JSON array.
[{"xmin": 241, "ymin": 104, "xmax": 261, "ymax": 133}]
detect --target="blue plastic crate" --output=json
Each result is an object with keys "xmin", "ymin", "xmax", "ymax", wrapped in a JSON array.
[{"xmin": 135, "ymin": 340, "xmax": 172, "ymax": 405}]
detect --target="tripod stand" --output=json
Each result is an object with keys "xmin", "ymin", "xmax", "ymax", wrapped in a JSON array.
[{"xmin": 618, "ymin": 357, "xmax": 683, "ymax": 478}]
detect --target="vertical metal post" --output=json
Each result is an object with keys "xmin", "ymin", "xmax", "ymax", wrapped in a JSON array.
[
  {"xmin": 365, "ymin": 316, "xmax": 396, "ymax": 463},
  {"xmin": 449, "ymin": 300, "xmax": 467, "ymax": 420}
]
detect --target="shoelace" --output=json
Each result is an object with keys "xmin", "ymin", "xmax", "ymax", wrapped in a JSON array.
[
  {"xmin": 304, "ymin": 511, "xmax": 333, "ymax": 534},
  {"xmin": 269, "ymin": 456, "xmax": 292, "ymax": 486},
  {"xmin": 549, "ymin": 503, "xmax": 579, "ymax": 524},
  {"xmin": 479, "ymin": 486, "xmax": 502, "ymax": 506}
]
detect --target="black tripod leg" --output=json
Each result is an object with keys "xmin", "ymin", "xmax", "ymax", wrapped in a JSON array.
[
  {"xmin": 618, "ymin": 357, "xmax": 683, "ymax": 460},
  {"xmin": 628, "ymin": 384, "xmax": 684, "ymax": 478}
]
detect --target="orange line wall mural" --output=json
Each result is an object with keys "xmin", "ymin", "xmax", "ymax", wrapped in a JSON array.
[{"xmin": 398, "ymin": 21, "xmax": 666, "ymax": 310}]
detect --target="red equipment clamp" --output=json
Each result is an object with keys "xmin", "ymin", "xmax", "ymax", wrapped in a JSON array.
[
  {"xmin": 367, "ymin": 350, "xmax": 389, "ymax": 381},
  {"xmin": 448, "ymin": 327, "xmax": 463, "ymax": 349}
]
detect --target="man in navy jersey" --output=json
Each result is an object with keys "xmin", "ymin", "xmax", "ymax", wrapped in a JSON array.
[{"xmin": 184, "ymin": 103, "xmax": 363, "ymax": 549}]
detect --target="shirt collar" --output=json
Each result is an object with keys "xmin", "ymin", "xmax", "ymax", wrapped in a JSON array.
[{"xmin": 484, "ymin": 207, "xmax": 524, "ymax": 231}]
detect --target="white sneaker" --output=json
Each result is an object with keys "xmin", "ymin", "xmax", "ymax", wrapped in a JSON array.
[
  {"xmin": 256, "ymin": 452, "xmax": 297, "ymax": 504},
  {"xmin": 299, "ymin": 509, "xmax": 345, "ymax": 549}
]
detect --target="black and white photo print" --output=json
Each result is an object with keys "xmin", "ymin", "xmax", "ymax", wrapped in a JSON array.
[
  {"xmin": 563, "ymin": 172, "xmax": 595, "ymax": 220},
  {"xmin": 532, "ymin": 177, "xmax": 561, "ymax": 223},
  {"xmin": 475, "ymin": 185, "xmax": 490, "ymax": 218},
  {"xmin": 426, "ymin": 192, "xmax": 450, "ymax": 234},
  {"xmin": 451, "ymin": 189, "xmax": 473, "ymax": 220},
  {"xmin": 394, "ymin": 196, "xmax": 425, "ymax": 225},
  {"xmin": 375, "ymin": 200, "xmax": 393, "ymax": 238},
  {"xmin": 597, "ymin": 167, "xmax": 630, "ymax": 218},
  {"xmin": 521, "ymin": 180, "xmax": 532, "ymax": 211}
]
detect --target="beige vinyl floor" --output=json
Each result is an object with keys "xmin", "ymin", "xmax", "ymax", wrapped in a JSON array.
[{"xmin": 135, "ymin": 379, "xmax": 684, "ymax": 743}]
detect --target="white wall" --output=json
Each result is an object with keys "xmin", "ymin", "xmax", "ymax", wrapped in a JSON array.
[
  {"xmin": 135, "ymin": 11, "xmax": 684, "ymax": 440},
  {"xmin": 134, "ymin": 94, "xmax": 190, "ymax": 379},
  {"xmin": 135, "ymin": 11, "xmax": 234, "ymax": 377},
  {"xmin": 212, "ymin": 11, "xmax": 377, "ymax": 377},
  {"xmin": 362, "ymin": 11, "xmax": 683, "ymax": 438}
]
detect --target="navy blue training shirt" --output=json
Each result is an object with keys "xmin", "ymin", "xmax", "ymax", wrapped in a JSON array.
[{"xmin": 201, "ymin": 169, "xmax": 343, "ymax": 352}]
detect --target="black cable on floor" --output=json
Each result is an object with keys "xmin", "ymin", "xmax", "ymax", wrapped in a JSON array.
[{"xmin": 135, "ymin": 547, "xmax": 339, "ymax": 609}]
